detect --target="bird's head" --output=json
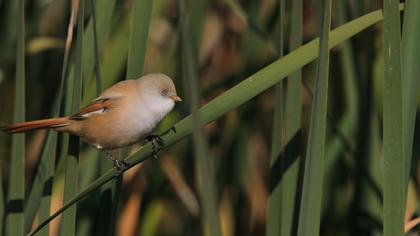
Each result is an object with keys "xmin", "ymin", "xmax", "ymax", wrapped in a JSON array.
[{"xmin": 137, "ymin": 73, "xmax": 182, "ymax": 115}]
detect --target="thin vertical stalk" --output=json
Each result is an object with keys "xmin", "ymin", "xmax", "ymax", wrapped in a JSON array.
[
  {"xmin": 179, "ymin": 0, "xmax": 221, "ymax": 235},
  {"xmin": 266, "ymin": 0, "xmax": 285, "ymax": 235},
  {"xmin": 0, "ymin": 0, "xmax": 18, "ymax": 50},
  {"xmin": 24, "ymin": 0, "xmax": 79, "ymax": 231},
  {"xmin": 79, "ymin": 0, "xmax": 116, "ymax": 101},
  {"xmin": 35, "ymin": 76, "xmax": 67, "ymax": 236},
  {"xmin": 6, "ymin": 0, "xmax": 25, "ymax": 235},
  {"xmin": 81, "ymin": 0, "xmax": 118, "ymax": 89},
  {"xmin": 382, "ymin": 0, "xmax": 404, "ymax": 235},
  {"xmin": 401, "ymin": 0, "xmax": 420, "ymax": 189},
  {"xmin": 367, "ymin": 112, "xmax": 383, "ymax": 231},
  {"xmin": 36, "ymin": 1, "xmax": 79, "ymax": 234},
  {"xmin": 223, "ymin": 0, "xmax": 277, "ymax": 54},
  {"xmin": 96, "ymin": 1, "xmax": 154, "ymax": 233},
  {"xmin": 189, "ymin": 0, "xmax": 208, "ymax": 48},
  {"xmin": 281, "ymin": 0, "xmax": 303, "ymax": 235},
  {"xmin": 61, "ymin": 0, "xmax": 84, "ymax": 235},
  {"xmin": 123, "ymin": 0, "xmax": 154, "ymax": 158},
  {"xmin": 297, "ymin": 0, "xmax": 332, "ymax": 235},
  {"xmin": 91, "ymin": 0, "xmax": 102, "ymax": 94},
  {"xmin": 37, "ymin": 134, "xmax": 58, "ymax": 236},
  {"xmin": 63, "ymin": 4, "xmax": 116, "ymax": 211},
  {"xmin": 76, "ymin": 3, "xmax": 118, "ymax": 231},
  {"xmin": 325, "ymin": 1, "xmax": 358, "ymax": 167},
  {"xmin": 91, "ymin": 0, "xmax": 120, "ymax": 235},
  {"xmin": 126, "ymin": 0, "xmax": 153, "ymax": 79},
  {"xmin": 98, "ymin": 154, "xmax": 122, "ymax": 236}
]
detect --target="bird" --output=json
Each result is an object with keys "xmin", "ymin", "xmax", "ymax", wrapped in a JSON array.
[{"xmin": 1, "ymin": 73, "xmax": 182, "ymax": 172}]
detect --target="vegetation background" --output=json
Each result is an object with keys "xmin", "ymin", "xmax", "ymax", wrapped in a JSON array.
[{"xmin": 0, "ymin": 0, "xmax": 419, "ymax": 235}]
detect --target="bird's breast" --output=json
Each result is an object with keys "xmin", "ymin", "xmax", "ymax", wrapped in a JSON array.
[{"xmin": 80, "ymin": 102, "xmax": 158, "ymax": 149}]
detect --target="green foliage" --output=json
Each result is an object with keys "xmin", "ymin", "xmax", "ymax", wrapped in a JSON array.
[
  {"xmin": 402, "ymin": 0, "xmax": 420, "ymax": 188},
  {"xmin": 60, "ymin": 1, "xmax": 85, "ymax": 235},
  {"xmin": 382, "ymin": 1, "xmax": 404, "ymax": 235},
  {"xmin": 0, "ymin": 1, "xmax": 418, "ymax": 236},
  {"xmin": 266, "ymin": 0, "xmax": 285, "ymax": 235},
  {"xmin": 6, "ymin": 0, "xmax": 25, "ymax": 235},
  {"xmin": 297, "ymin": 1, "xmax": 332, "ymax": 235},
  {"xmin": 279, "ymin": 0, "xmax": 303, "ymax": 235},
  {"xmin": 126, "ymin": 0, "xmax": 153, "ymax": 79},
  {"xmin": 180, "ymin": 0, "xmax": 221, "ymax": 235}
]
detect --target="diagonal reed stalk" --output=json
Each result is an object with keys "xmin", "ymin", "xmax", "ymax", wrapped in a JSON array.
[
  {"xmin": 382, "ymin": 0, "xmax": 404, "ymax": 235},
  {"xmin": 6, "ymin": 0, "xmax": 25, "ymax": 235},
  {"xmin": 27, "ymin": 6, "xmax": 405, "ymax": 235},
  {"xmin": 297, "ymin": 0, "xmax": 332, "ymax": 235}
]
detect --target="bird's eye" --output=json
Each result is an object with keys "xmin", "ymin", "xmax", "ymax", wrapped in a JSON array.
[{"xmin": 160, "ymin": 89, "xmax": 167, "ymax": 95}]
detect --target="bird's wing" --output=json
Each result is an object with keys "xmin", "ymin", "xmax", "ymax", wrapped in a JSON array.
[
  {"xmin": 70, "ymin": 80, "xmax": 135, "ymax": 120},
  {"xmin": 70, "ymin": 98, "xmax": 114, "ymax": 120}
]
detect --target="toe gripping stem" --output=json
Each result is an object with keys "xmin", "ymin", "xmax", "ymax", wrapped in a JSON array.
[
  {"xmin": 146, "ymin": 135, "xmax": 164, "ymax": 159},
  {"xmin": 105, "ymin": 151, "xmax": 129, "ymax": 176}
]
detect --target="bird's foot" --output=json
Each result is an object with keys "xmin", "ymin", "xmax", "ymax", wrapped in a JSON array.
[
  {"xmin": 112, "ymin": 159, "xmax": 129, "ymax": 176},
  {"xmin": 104, "ymin": 151, "xmax": 129, "ymax": 176},
  {"xmin": 146, "ymin": 135, "xmax": 164, "ymax": 159}
]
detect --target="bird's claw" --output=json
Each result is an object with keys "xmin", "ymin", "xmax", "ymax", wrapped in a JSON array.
[
  {"xmin": 113, "ymin": 159, "xmax": 129, "ymax": 176},
  {"xmin": 146, "ymin": 135, "xmax": 164, "ymax": 158},
  {"xmin": 104, "ymin": 151, "xmax": 129, "ymax": 176}
]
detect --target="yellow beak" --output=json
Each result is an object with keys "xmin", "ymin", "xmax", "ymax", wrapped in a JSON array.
[{"xmin": 170, "ymin": 95, "xmax": 182, "ymax": 102}]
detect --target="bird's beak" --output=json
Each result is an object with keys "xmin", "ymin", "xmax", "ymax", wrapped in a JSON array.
[{"xmin": 170, "ymin": 95, "xmax": 182, "ymax": 102}]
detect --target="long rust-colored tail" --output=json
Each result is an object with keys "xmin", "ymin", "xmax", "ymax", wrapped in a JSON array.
[{"xmin": 1, "ymin": 117, "xmax": 70, "ymax": 133}]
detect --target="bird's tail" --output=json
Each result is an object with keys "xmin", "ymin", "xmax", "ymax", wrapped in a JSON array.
[{"xmin": 1, "ymin": 117, "xmax": 70, "ymax": 133}]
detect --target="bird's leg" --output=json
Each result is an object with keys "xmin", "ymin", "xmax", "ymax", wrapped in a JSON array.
[
  {"xmin": 103, "ymin": 150, "xmax": 129, "ymax": 176},
  {"xmin": 146, "ymin": 127, "xmax": 174, "ymax": 156},
  {"xmin": 146, "ymin": 135, "xmax": 164, "ymax": 159}
]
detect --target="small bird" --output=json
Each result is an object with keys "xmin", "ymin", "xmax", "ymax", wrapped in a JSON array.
[{"xmin": 1, "ymin": 73, "xmax": 181, "ymax": 171}]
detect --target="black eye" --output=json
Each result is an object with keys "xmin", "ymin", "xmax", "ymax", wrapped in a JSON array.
[{"xmin": 160, "ymin": 89, "xmax": 167, "ymax": 95}]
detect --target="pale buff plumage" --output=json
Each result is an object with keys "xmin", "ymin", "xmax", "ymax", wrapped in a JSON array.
[{"xmin": 2, "ymin": 73, "xmax": 181, "ymax": 151}]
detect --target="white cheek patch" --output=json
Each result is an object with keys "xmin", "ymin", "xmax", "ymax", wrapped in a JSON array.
[
  {"xmin": 81, "ymin": 108, "xmax": 106, "ymax": 117},
  {"xmin": 156, "ymin": 99, "xmax": 175, "ymax": 120}
]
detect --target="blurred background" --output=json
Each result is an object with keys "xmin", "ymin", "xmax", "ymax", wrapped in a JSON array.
[{"xmin": 0, "ymin": 0, "xmax": 419, "ymax": 235}]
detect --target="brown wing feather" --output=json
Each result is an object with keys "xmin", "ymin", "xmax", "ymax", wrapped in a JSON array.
[{"xmin": 70, "ymin": 99, "xmax": 113, "ymax": 120}]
